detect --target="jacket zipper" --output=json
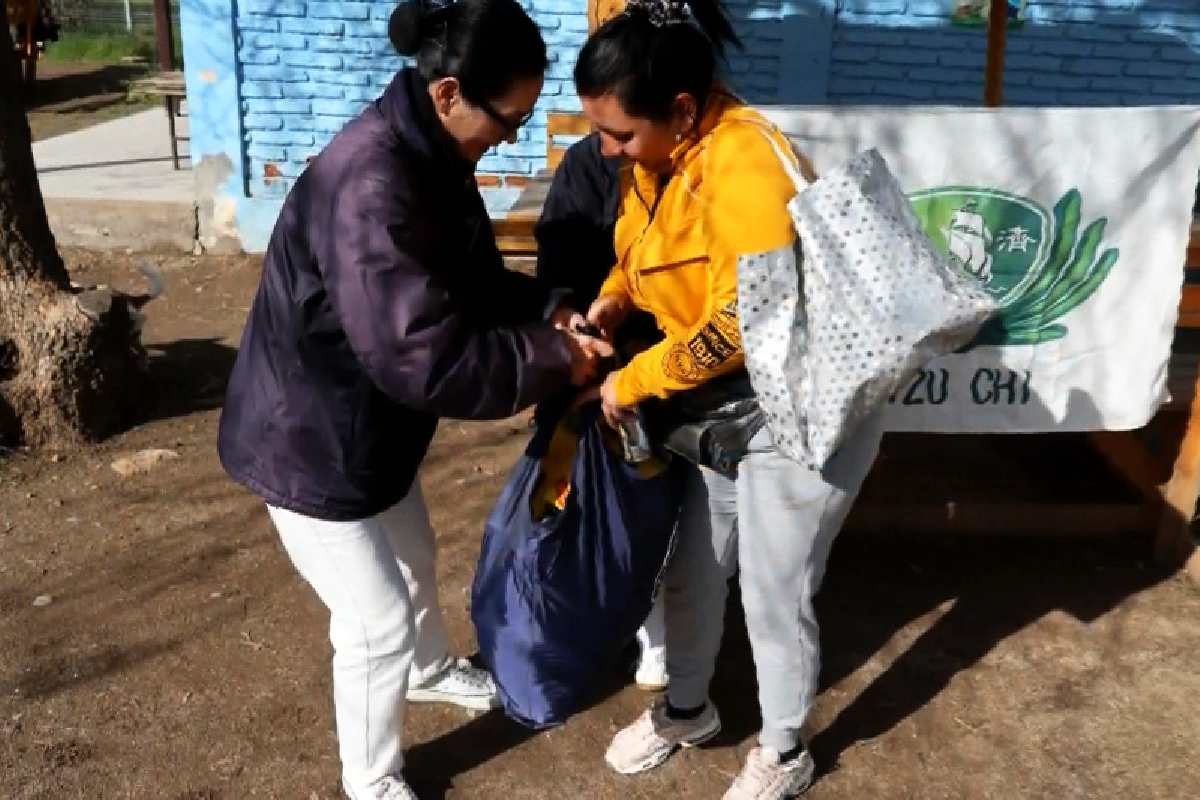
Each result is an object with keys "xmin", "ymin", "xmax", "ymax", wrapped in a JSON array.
[{"xmin": 628, "ymin": 172, "xmax": 672, "ymax": 299}]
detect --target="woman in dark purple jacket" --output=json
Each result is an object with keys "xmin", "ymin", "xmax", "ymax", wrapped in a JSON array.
[{"xmin": 217, "ymin": 1, "xmax": 603, "ymax": 797}]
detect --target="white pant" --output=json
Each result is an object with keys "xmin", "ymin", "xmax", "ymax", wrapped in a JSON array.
[
  {"xmin": 664, "ymin": 417, "xmax": 884, "ymax": 753},
  {"xmin": 268, "ymin": 484, "xmax": 452, "ymax": 791},
  {"xmin": 636, "ymin": 594, "xmax": 666, "ymax": 661}
]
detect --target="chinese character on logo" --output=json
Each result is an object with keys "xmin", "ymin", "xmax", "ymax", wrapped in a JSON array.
[{"xmin": 999, "ymin": 226, "xmax": 1037, "ymax": 253}]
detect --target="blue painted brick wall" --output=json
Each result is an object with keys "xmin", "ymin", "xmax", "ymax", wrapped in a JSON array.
[
  {"xmin": 233, "ymin": 0, "xmax": 1200, "ymax": 198},
  {"xmin": 235, "ymin": 0, "xmax": 795, "ymax": 196},
  {"xmin": 475, "ymin": 0, "xmax": 592, "ymax": 177},
  {"xmin": 829, "ymin": 0, "xmax": 1200, "ymax": 105},
  {"xmin": 236, "ymin": 0, "xmax": 402, "ymax": 197},
  {"xmin": 724, "ymin": 0, "xmax": 788, "ymax": 102},
  {"xmin": 235, "ymin": 0, "xmax": 594, "ymax": 194}
]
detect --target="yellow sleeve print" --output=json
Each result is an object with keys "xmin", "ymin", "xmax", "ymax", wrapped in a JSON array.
[
  {"xmin": 613, "ymin": 287, "xmax": 744, "ymax": 406},
  {"xmin": 613, "ymin": 119, "xmax": 800, "ymax": 406}
]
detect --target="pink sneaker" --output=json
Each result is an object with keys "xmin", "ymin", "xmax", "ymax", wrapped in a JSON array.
[
  {"xmin": 721, "ymin": 746, "xmax": 815, "ymax": 799},
  {"xmin": 604, "ymin": 698, "xmax": 721, "ymax": 774}
]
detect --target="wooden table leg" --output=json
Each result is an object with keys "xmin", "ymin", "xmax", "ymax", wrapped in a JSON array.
[
  {"xmin": 1089, "ymin": 430, "xmax": 1168, "ymax": 507},
  {"xmin": 1156, "ymin": 371, "xmax": 1200, "ymax": 581},
  {"xmin": 165, "ymin": 96, "xmax": 180, "ymax": 171}
]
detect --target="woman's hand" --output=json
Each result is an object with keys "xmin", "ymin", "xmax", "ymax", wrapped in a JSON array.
[
  {"xmin": 587, "ymin": 295, "xmax": 629, "ymax": 340},
  {"xmin": 559, "ymin": 328, "xmax": 616, "ymax": 386},
  {"xmin": 597, "ymin": 373, "xmax": 630, "ymax": 428},
  {"xmin": 551, "ymin": 304, "xmax": 614, "ymax": 357},
  {"xmin": 549, "ymin": 304, "xmax": 586, "ymax": 333},
  {"xmin": 559, "ymin": 328, "xmax": 598, "ymax": 386}
]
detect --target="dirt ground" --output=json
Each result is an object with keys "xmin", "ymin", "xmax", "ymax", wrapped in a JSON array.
[{"xmin": 2, "ymin": 249, "xmax": 1200, "ymax": 800}]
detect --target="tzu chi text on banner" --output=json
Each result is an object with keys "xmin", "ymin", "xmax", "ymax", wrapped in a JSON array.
[{"xmin": 759, "ymin": 105, "xmax": 1200, "ymax": 434}]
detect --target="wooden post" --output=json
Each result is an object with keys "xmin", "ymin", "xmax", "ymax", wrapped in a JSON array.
[
  {"xmin": 983, "ymin": 0, "xmax": 1007, "ymax": 106},
  {"xmin": 588, "ymin": 0, "xmax": 625, "ymax": 32},
  {"xmin": 151, "ymin": 0, "xmax": 181, "ymax": 169},
  {"xmin": 1156, "ymin": 371, "xmax": 1200, "ymax": 581},
  {"xmin": 153, "ymin": 0, "xmax": 175, "ymax": 71}
]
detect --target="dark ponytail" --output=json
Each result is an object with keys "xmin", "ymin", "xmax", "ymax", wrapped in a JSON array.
[
  {"xmin": 388, "ymin": 0, "xmax": 548, "ymax": 107},
  {"xmin": 573, "ymin": 0, "xmax": 741, "ymax": 122}
]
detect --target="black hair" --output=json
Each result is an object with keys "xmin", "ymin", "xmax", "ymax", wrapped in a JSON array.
[
  {"xmin": 573, "ymin": 0, "xmax": 741, "ymax": 122},
  {"xmin": 388, "ymin": 0, "xmax": 548, "ymax": 106}
]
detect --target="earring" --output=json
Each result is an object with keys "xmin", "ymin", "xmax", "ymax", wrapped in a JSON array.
[{"xmin": 675, "ymin": 132, "xmax": 682, "ymax": 142}]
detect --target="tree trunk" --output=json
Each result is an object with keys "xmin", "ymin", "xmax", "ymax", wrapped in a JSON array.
[{"xmin": 0, "ymin": 24, "xmax": 149, "ymax": 449}]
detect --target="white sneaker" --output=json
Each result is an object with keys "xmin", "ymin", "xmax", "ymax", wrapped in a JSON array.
[
  {"xmin": 634, "ymin": 648, "xmax": 668, "ymax": 692},
  {"xmin": 721, "ymin": 746, "xmax": 815, "ymax": 800},
  {"xmin": 342, "ymin": 774, "xmax": 418, "ymax": 800},
  {"xmin": 406, "ymin": 657, "xmax": 499, "ymax": 711},
  {"xmin": 604, "ymin": 698, "xmax": 721, "ymax": 774}
]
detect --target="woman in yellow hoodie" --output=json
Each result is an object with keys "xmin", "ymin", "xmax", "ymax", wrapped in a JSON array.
[{"xmin": 573, "ymin": 1, "xmax": 887, "ymax": 797}]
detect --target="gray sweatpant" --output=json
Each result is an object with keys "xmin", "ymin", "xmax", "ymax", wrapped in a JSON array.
[{"xmin": 662, "ymin": 413, "xmax": 885, "ymax": 753}]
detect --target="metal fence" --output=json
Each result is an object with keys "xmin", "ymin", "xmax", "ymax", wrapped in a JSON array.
[{"xmin": 50, "ymin": 0, "xmax": 164, "ymax": 34}]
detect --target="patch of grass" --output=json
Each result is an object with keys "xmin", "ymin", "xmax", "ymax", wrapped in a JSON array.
[{"xmin": 41, "ymin": 29, "xmax": 182, "ymax": 66}]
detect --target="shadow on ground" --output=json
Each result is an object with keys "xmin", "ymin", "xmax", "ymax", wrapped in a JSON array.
[
  {"xmin": 704, "ymin": 532, "xmax": 1166, "ymax": 778},
  {"xmin": 25, "ymin": 64, "xmax": 148, "ymax": 112},
  {"xmin": 143, "ymin": 337, "xmax": 237, "ymax": 424},
  {"xmin": 405, "ymin": 648, "xmax": 642, "ymax": 798}
]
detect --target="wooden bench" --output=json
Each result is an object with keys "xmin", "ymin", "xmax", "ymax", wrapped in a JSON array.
[
  {"xmin": 133, "ymin": 70, "xmax": 188, "ymax": 170},
  {"xmin": 5, "ymin": 0, "xmax": 40, "ymax": 89}
]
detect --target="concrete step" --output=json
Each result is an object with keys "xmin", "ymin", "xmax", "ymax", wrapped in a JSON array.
[{"xmin": 33, "ymin": 108, "xmax": 197, "ymax": 253}]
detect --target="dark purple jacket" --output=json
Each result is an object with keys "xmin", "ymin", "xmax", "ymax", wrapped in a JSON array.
[{"xmin": 218, "ymin": 68, "xmax": 573, "ymax": 522}]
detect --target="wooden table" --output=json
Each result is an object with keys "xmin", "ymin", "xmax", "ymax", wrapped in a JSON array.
[
  {"xmin": 491, "ymin": 171, "xmax": 552, "ymax": 257},
  {"xmin": 133, "ymin": 70, "xmax": 188, "ymax": 171}
]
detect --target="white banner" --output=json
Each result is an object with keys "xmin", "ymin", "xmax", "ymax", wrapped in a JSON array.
[{"xmin": 759, "ymin": 105, "xmax": 1200, "ymax": 433}]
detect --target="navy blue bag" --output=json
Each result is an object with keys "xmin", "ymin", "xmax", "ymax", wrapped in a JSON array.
[{"xmin": 471, "ymin": 404, "xmax": 685, "ymax": 729}]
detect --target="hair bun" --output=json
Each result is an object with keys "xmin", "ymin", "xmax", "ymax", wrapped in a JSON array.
[{"xmin": 389, "ymin": 1, "xmax": 425, "ymax": 56}]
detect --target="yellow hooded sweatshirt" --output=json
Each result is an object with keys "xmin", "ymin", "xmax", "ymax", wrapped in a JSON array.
[{"xmin": 599, "ymin": 92, "xmax": 816, "ymax": 407}]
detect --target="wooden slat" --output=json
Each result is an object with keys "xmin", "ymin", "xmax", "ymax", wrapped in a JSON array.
[
  {"xmin": 545, "ymin": 113, "xmax": 591, "ymax": 173},
  {"xmin": 134, "ymin": 70, "xmax": 186, "ymax": 96},
  {"xmin": 1178, "ymin": 286, "xmax": 1200, "ymax": 328},
  {"xmin": 1174, "ymin": 221, "xmax": 1200, "ymax": 326},
  {"xmin": 546, "ymin": 113, "xmax": 592, "ymax": 138},
  {"xmin": 508, "ymin": 172, "xmax": 552, "ymax": 218},
  {"xmin": 1167, "ymin": 352, "xmax": 1200, "ymax": 410},
  {"xmin": 493, "ymin": 172, "xmax": 555, "ymax": 256},
  {"xmin": 588, "ymin": 0, "xmax": 625, "ymax": 32},
  {"xmin": 491, "ymin": 217, "xmax": 536, "ymax": 257}
]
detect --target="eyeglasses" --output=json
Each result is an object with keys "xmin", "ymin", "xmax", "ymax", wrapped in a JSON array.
[{"xmin": 478, "ymin": 99, "xmax": 535, "ymax": 139}]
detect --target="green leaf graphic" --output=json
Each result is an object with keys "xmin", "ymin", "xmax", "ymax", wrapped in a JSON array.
[{"xmin": 953, "ymin": 189, "xmax": 1117, "ymax": 351}]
